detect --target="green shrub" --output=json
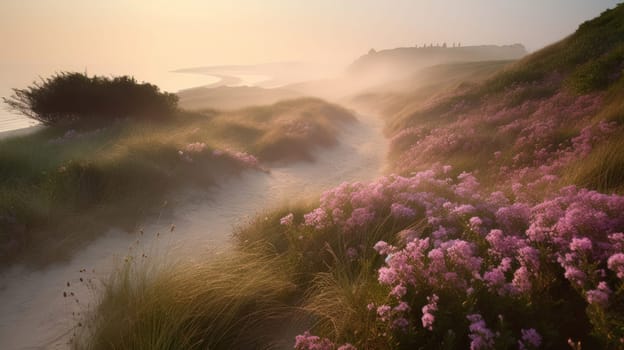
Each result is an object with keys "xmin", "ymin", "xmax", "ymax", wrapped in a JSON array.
[{"xmin": 3, "ymin": 72, "xmax": 178, "ymax": 125}]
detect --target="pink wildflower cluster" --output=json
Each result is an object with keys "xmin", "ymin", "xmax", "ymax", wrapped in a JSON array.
[
  {"xmin": 178, "ymin": 142, "xmax": 207, "ymax": 162},
  {"xmin": 518, "ymin": 328, "xmax": 542, "ymax": 350},
  {"xmin": 390, "ymin": 74, "xmax": 614, "ymax": 191},
  {"xmin": 292, "ymin": 164, "xmax": 624, "ymax": 347},
  {"xmin": 184, "ymin": 142, "xmax": 206, "ymax": 153},
  {"xmin": 369, "ymin": 171, "xmax": 624, "ymax": 340},
  {"xmin": 280, "ymin": 213, "xmax": 294, "ymax": 226},
  {"xmin": 292, "ymin": 72, "xmax": 624, "ymax": 347},
  {"xmin": 212, "ymin": 148, "xmax": 262, "ymax": 169},
  {"xmin": 294, "ymin": 332, "xmax": 356, "ymax": 350},
  {"xmin": 421, "ymin": 294, "xmax": 439, "ymax": 331},
  {"xmin": 467, "ymin": 314, "xmax": 495, "ymax": 349},
  {"xmin": 301, "ymin": 166, "xmax": 461, "ymax": 232}
]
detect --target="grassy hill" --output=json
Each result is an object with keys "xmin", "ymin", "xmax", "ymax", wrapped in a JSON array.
[
  {"xmin": 78, "ymin": 5, "xmax": 624, "ymax": 350},
  {"xmin": 383, "ymin": 3, "xmax": 624, "ymax": 195},
  {"xmin": 348, "ymin": 44, "xmax": 527, "ymax": 86}
]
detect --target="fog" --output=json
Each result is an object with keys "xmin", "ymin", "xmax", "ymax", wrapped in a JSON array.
[
  {"xmin": 0, "ymin": 1, "xmax": 618, "ymax": 68},
  {"xmin": 0, "ymin": 1, "xmax": 622, "ymax": 349}
]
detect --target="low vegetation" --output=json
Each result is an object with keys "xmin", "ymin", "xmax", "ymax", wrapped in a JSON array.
[
  {"xmin": 3, "ymin": 72, "xmax": 179, "ymax": 125},
  {"xmin": 0, "ymin": 97, "xmax": 356, "ymax": 266}
]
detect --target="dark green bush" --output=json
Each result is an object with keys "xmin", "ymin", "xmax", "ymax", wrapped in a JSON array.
[{"xmin": 3, "ymin": 72, "xmax": 178, "ymax": 125}]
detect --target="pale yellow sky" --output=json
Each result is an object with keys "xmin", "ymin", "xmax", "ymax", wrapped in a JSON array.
[{"xmin": 0, "ymin": 0, "xmax": 619, "ymax": 69}]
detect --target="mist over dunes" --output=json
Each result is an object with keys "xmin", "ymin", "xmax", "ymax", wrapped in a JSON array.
[
  {"xmin": 178, "ymin": 86, "xmax": 301, "ymax": 110},
  {"xmin": 349, "ymin": 44, "xmax": 527, "ymax": 86},
  {"xmin": 1, "ymin": 2, "xmax": 624, "ymax": 350}
]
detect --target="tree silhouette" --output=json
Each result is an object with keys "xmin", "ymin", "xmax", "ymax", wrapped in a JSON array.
[{"xmin": 3, "ymin": 72, "xmax": 178, "ymax": 125}]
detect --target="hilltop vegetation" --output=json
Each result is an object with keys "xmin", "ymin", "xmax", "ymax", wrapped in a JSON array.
[
  {"xmin": 76, "ymin": 5, "xmax": 624, "ymax": 350},
  {"xmin": 0, "ymin": 97, "xmax": 356, "ymax": 266}
]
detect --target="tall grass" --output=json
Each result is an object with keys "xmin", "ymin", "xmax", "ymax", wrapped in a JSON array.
[
  {"xmin": 75, "ymin": 247, "xmax": 299, "ymax": 350},
  {"xmin": 563, "ymin": 136, "xmax": 624, "ymax": 193}
]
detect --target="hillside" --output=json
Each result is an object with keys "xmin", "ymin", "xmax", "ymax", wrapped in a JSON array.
[
  {"xmin": 79, "ymin": 5, "xmax": 624, "ymax": 350},
  {"xmin": 348, "ymin": 44, "xmax": 527, "ymax": 85},
  {"xmin": 384, "ymin": 3, "xmax": 624, "ymax": 193}
]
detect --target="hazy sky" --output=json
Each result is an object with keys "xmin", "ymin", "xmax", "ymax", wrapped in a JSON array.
[{"xmin": 0, "ymin": 0, "xmax": 620, "ymax": 69}]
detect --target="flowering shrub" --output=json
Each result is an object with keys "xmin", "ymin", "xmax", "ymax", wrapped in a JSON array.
[
  {"xmin": 290, "ymin": 166, "xmax": 624, "ymax": 348},
  {"xmin": 390, "ymin": 74, "xmax": 615, "ymax": 190},
  {"xmin": 294, "ymin": 332, "xmax": 356, "ymax": 350},
  {"xmin": 284, "ymin": 48, "xmax": 624, "ymax": 346}
]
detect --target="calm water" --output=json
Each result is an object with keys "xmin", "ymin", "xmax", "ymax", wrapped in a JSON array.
[{"xmin": 0, "ymin": 63, "xmax": 223, "ymax": 132}]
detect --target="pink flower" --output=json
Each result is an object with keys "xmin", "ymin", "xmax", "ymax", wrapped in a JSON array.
[
  {"xmin": 280, "ymin": 213, "xmax": 294, "ymax": 226},
  {"xmin": 452, "ymin": 204, "xmax": 476, "ymax": 216},
  {"xmin": 337, "ymin": 344, "xmax": 357, "ymax": 350},
  {"xmin": 346, "ymin": 207, "xmax": 376, "ymax": 229},
  {"xmin": 373, "ymin": 241, "xmax": 393, "ymax": 255},
  {"xmin": 467, "ymin": 314, "xmax": 495, "ymax": 350},
  {"xmin": 518, "ymin": 328, "xmax": 542, "ymax": 350},
  {"xmin": 391, "ymin": 203, "xmax": 416, "ymax": 219},
  {"xmin": 392, "ymin": 317, "xmax": 409, "ymax": 330},
  {"xmin": 391, "ymin": 284, "xmax": 407, "ymax": 298},
  {"xmin": 294, "ymin": 331, "xmax": 335, "ymax": 350},
  {"xmin": 394, "ymin": 301, "xmax": 410, "ymax": 313},
  {"xmin": 512, "ymin": 266, "xmax": 532, "ymax": 293},
  {"xmin": 184, "ymin": 142, "xmax": 206, "ymax": 153},
  {"xmin": 303, "ymin": 208, "xmax": 329, "ymax": 230},
  {"xmin": 586, "ymin": 281, "xmax": 611, "ymax": 307},
  {"xmin": 570, "ymin": 237, "xmax": 592, "ymax": 252},
  {"xmin": 469, "ymin": 216, "xmax": 483, "ymax": 232},
  {"xmin": 421, "ymin": 294, "xmax": 439, "ymax": 330},
  {"xmin": 608, "ymin": 253, "xmax": 624, "ymax": 279},
  {"xmin": 563, "ymin": 266, "xmax": 586, "ymax": 287},
  {"xmin": 376, "ymin": 304, "xmax": 392, "ymax": 320}
]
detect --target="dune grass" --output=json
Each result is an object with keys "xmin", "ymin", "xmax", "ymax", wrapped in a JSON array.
[
  {"xmin": 75, "ymin": 204, "xmax": 398, "ymax": 350},
  {"xmin": 201, "ymin": 98, "xmax": 356, "ymax": 162},
  {"xmin": 563, "ymin": 136, "xmax": 624, "ymax": 193},
  {"xmin": 0, "ymin": 98, "xmax": 356, "ymax": 266},
  {"xmin": 74, "ymin": 247, "xmax": 299, "ymax": 350}
]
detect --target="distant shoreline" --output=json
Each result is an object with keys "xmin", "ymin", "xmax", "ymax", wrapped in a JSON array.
[
  {"xmin": 0, "ymin": 124, "xmax": 43, "ymax": 140},
  {"xmin": 0, "ymin": 70, "xmax": 275, "ymax": 136}
]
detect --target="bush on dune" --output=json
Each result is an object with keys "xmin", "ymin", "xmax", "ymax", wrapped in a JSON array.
[{"xmin": 3, "ymin": 72, "xmax": 178, "ymax": 125}]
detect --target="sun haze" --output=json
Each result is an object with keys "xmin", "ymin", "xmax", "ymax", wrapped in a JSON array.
[{"xmin": 0, "ymin": 0, "xmax": 619, "ymax": 68}]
